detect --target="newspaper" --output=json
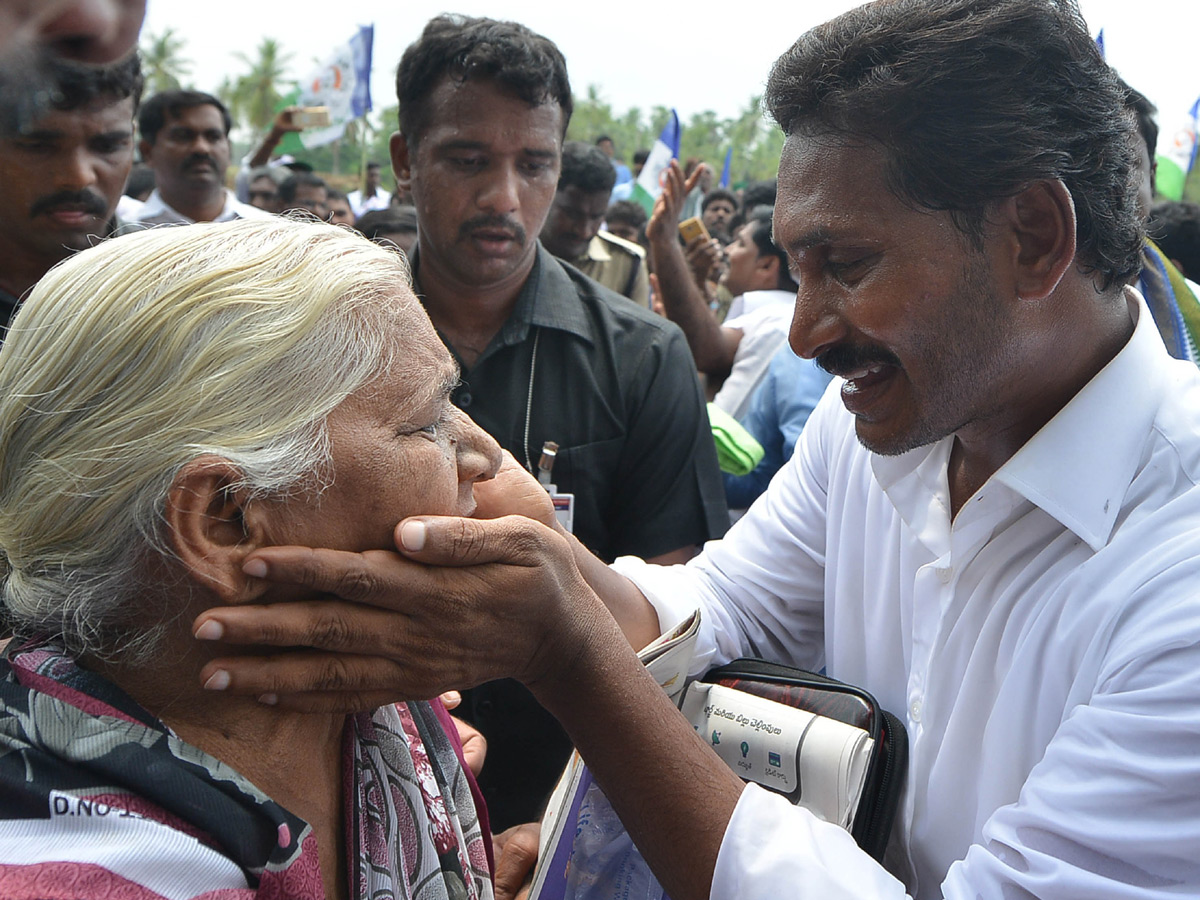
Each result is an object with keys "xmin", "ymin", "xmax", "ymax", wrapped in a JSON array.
[{"xmin": 680, "ymin": 682, "xmax": 873, "ymax": 830}]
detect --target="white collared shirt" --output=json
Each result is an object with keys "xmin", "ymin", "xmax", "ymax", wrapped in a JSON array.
[
  {"xmin": 715, "ymin": 290, "xmax": 796, "ymax": 420},
  {"xmin": 133, "ymin": 188, "xmax": 270, "ymax": 226},
  {"xmin": 347, "ymin": 188, "xmax": 392, "ymax": 218},
  {"xmin": 615, "ymin": 290, "xmax": 1200, "ymax": 899}
]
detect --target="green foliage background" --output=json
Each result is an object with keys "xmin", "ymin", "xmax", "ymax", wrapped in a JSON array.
[
  {"xmin": 146, "ymin": 29, "xmax": 1200, "ymax": 202},
  {"xmin": 252, "ymin": 87, "xmax": 787, "ymax": 192},
  {"xmin": 138, "ymin": 28, "xmax": 787, "ymax": 192}
]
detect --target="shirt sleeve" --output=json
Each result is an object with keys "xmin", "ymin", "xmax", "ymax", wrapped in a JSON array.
[
  {"xmin": 629, "ymin": 259, "xmax": 651, "ymax": 309},
  {"xmin": 713, "ymin": 785, "xmax": 909, "ymax": 900},
  {"xmin": 604, "ymin": 321, "xmax": 730, "ymax": 559},
  {"xmin": 628, "ymin": 554, "xmax": 1200, "ymax": 900},
  {"xmin": 613, "ymin": 386, "xmax": 840, "ymax": 675},
  {"xmin": 723, "ymin": 349, "xmax": 835, "ymax": 509}
]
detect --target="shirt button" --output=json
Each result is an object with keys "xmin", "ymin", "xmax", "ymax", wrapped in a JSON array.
[
  {"xmin": 936, "ymin": 566, "xmax": 953, "ymax": 583},
  {"xmin": 910, "ymin": 699, "xmax": 923, "ymax": 722},
  {"xmin": 457, "ymin": 391, "xmax": 472, "ymax": 408}
]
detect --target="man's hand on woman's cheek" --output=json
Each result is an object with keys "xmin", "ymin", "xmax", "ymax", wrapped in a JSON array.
[
  {"xmin": 189, "ymin": 514, "xmax": 604, "ymax": 711},
  {"xmin": 472, "ymin": 450, "xmax": 558, "ymax": 529}
]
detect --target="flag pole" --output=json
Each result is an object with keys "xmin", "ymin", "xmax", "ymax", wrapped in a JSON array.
[{"xmin": 358, "ymin": 115, "xmax": 370, "ymax": 196}]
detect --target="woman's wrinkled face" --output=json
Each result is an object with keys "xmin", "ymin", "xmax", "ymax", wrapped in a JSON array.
[{"xmin": 264, "ymin": 304, "xmax": 501, "ymax": 553}]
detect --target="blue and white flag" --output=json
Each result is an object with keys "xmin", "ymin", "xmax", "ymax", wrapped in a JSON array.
[
  {"xmin": 719, "ymin": 146, "xmax": 732, "ymax": 189},
  {"xmin": 1157, "ymin": 95, "xmax": 1200, "ymax": 202},
  {"xmin": 297, "ymin": 24, "xmax": 374, "ymax": 149},
  {"xmin": 632, "ymin": 109, "xmax": 681, "ymax": 215}
]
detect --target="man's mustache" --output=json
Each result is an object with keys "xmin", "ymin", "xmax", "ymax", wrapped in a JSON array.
[
  {"xmin": 458, "ymin": 214, "xmax": 526, "ymax": 244},
  {"xmin": 30, "ymin": 189, "xmax": 109, "ymax": 219},
  {"xmin": 816, "ymin": 342, "xmax": 903, "ymax": 377},
  {"xmin": 184, "ymin": 154, "xmax": 218, "ymax": 171}
]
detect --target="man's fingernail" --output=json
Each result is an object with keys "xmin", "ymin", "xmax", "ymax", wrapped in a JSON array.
[
  {"xmin": 399, "ymin": 519, "xmax": 426, "ymax": 551},
  {"xmin": 258, "ymin": 693, "xmax": 278, "ymax": 706},
  {"xmin": 243, "ymin": 559, "xmax": 267, "ymax": 578},
  {"xmin": 203, "ymin": 669, "xmax": 231, "ymax": 691},
  {"xmin": 194, "ymin": 620, "xmax": 224, "ymax": 641}
]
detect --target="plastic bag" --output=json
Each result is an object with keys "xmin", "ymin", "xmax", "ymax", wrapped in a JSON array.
[{"xmin": 563, "ymin": 769, "xmax": 668, "ymax": 900}]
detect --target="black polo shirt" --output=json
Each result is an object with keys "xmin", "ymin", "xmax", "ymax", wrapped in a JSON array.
[
  {"xmin": 411, "ymin": 243, "xmax": 728, "ymax": 828},
  {"xmin": 413, "ymin": 243, "xmax": 727, "ymax": 561}
]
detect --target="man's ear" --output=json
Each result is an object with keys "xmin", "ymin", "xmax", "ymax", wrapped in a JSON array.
[
  {"xmin": 164, "ymin": 456, "xmax": 269, "ymax": 604},
  {"xmin": 390, "ymin": 131, "xmax": 412, "ymax": 191},
  {"xmin": 756, "ymin": 252, "xmax": 781, "ymax": 289},
  {"xmin": 1004, "ymin": 179, "xmax": 1077, "ymax": 302},
  {"xmin": 138, "ymin": 139, "xmax": 153, "ymax": 164}
]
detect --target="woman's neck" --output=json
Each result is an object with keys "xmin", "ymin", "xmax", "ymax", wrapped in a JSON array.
[{"xmin": 88, "ymin": 638, "xmax": 350, "ymax": 900}]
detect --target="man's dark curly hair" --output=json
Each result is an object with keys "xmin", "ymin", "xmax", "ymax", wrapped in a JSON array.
[
  {"xmin": 1148, "ymin": 201, "xmax": 1200, "ymax": 281},
  {"xmin": 605, "ymin": 200, "xmax": 647, "ymax": 231},
  {"xmin": 745, "ymin": 208, "xmax": 798, "ymax": 292},
  {"xmin": 396, "ymin": 14, "xmax": 572, "ymax": 146},
  {"xmin": 559, "ymin": 141, "xmax": 615, "ymax": 193},
  {"xmin": 51, "ymin": 53, "xmax": 143, "ymax": 113},
  {"xmin": 764, "ymin": 0, "xmax": 1143, "ymax": 289},
  {"xmin": 138, "ymin": 90, "xmax": 231, "ymax": 146},
  {"xmin": 701, "ymin": 188, "xmax": 738, "ymax": 214}
]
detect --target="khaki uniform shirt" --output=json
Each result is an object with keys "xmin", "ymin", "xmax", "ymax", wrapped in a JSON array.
[{"xmin": 572, "ymin": 231, "xmax": 651, "ymax": 308}]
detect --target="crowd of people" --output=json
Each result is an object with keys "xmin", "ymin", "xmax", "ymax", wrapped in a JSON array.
[{"xmin": 2, "ymin": 1, "xmax": 1200, "ymax": 898}]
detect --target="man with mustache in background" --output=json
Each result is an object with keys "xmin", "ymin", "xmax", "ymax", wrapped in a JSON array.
[
  {"xmin": 0, "ymin": 52, "xmax": 141, "ymax": 331},
  {"xmin": 389, "ymin": 13, "xmax": 728, "ymax": 831},
  {"xmin": 133, "ymin": 90, "xmax": 266, "ymax": 226}
]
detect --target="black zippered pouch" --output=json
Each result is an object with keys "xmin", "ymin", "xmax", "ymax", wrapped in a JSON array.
[{"xmin": 698, "ymin": 659, "xmax": 907, "ymax": 861}]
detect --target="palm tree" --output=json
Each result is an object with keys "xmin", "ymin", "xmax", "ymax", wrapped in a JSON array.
[
  {"xmin": 140, "ymin": 28, "xmax": 192, "ymax": 93},
  {"xmin": 229, "ymin": 38, "xmax": 292, "ymax": 134}
]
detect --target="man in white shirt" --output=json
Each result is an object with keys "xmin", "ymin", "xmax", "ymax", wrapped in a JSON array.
[
  {"xmin": 133, "ymin": 90, "xmax": 266, "ymax": 225},
  {"xmin": 347, "ymin": 161, "xmax": 391, "ymax": 218},
  {"xmin": 708, "ymin": 207, "xmax": 799, "ymax": 418},
  {"xmin": 650, "ymin": 196, "xmax": 797, "ymax": 417},
  {"xmin": 188, "ymin": 1, "xmax": 1200, "ymax": 898}
]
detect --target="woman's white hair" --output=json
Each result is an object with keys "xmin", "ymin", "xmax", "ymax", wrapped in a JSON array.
[{"xmin": 0, "ymin": 217, "xmax": 416, "ymax": 661}]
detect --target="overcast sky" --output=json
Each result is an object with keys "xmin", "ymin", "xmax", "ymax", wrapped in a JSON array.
[{"xmin": 142, "ymin": 0, "xmax": 1199, "ymax": 154}]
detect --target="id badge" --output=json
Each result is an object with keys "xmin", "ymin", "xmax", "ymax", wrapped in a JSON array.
[{"xmin": 551, "ymin": 492, "xmax": 575, "ymax": 533}]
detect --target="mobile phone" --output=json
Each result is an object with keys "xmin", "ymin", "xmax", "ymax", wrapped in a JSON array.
[
  {"xmin": 292, "ymin": 106, "xmax": 331, "ymax": 129},
  {"xmin": 679, "ymin": 216, "xmax": 709, "ymax": 243}
]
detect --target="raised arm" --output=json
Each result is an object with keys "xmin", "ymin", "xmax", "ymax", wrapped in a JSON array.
[
  {"xmin": 647, "ymin": 161, "xmax": 741, "ymax": 378},
  {"xmin": 245, "ymin": 107, "xmax": 304, "ymax": 169}
]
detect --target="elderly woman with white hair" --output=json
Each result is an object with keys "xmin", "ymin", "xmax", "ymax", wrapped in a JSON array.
[{"xmin": 0, "ymin": 218, "xmax": 503, "ymax": 899}]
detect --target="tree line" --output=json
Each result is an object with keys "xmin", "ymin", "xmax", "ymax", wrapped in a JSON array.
[{"xmin": 138, "ymin": 29, "xmax": 786, "ymax": 190}]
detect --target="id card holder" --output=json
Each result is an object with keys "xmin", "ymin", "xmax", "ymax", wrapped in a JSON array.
[
  {"xmin": 551, "ymin": 492, "xmax": 575, "ymax": 534},
  {"xmin": 537, "ymin": 441, "xmax": 574, "ymax": 533}
]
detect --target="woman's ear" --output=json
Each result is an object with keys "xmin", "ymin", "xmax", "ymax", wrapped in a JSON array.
[{"xmin": 164, "ymin": 456, "xmax": 269, "ymax": 604}]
